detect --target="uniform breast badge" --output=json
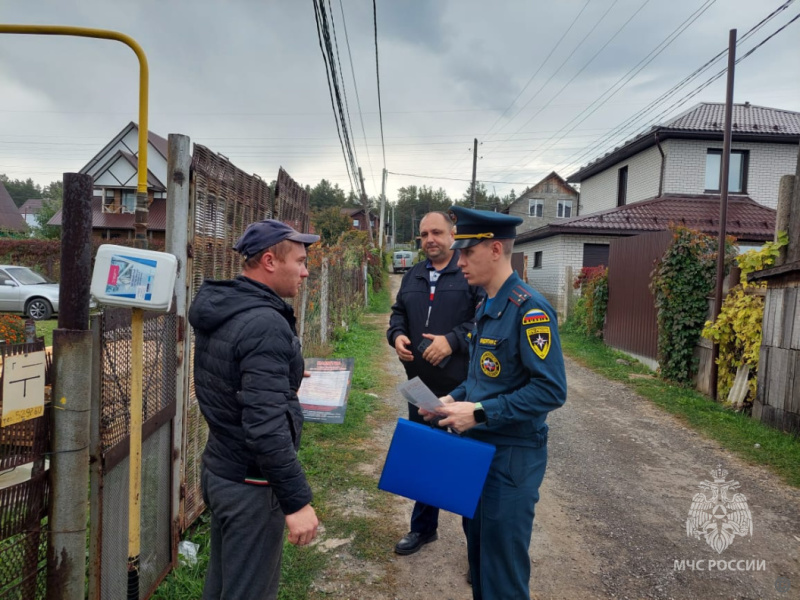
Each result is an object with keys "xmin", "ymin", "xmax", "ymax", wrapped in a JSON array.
[{"xmin": 480, "ymin": 351, "xmax": 501, "ymax": 377}]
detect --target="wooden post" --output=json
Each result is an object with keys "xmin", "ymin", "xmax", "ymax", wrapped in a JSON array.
[
  {"xmin": 775, "ymin": 174, "xmax": 795, "ymax": 267},
  {"xmin": 710, "ymin": 29, "xmax": 737, "ymax": 401},
  {"xmin": 786, "ymin": 144, "xmax": 800, "ymax": 264},
  {"xmin": 320, "ymin": 257, "xmax": 329, "ymax": 345}
]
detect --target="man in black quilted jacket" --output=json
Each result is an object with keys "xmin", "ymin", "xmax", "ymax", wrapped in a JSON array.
[{"xmin": 189, "ymin": 219, "xmax": 320, "ymax": 600}]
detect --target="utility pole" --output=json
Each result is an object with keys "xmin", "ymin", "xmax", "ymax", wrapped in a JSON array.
[
  {"xmin": 359, "ymin": 167, "xmax": 374, "ymax": 243},
  {"xmin": 392, "ymin": 203, "xmax": 396, "ymax": 249},
  {"xmin": 471, "ymin": 137, "xmax": 478, "ymax": 208},
  {"xmin": 710, "ymin": 29, "xmax": 737, "ymax": 401},
  {"xmin": 379, "ymin": 168, "xmax": 387, "ymax": 249}
]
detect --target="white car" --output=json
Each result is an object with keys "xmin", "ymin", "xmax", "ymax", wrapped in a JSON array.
[{"xmin": 0, "ymin": 265, "xmax": 60, "ymax": 320}]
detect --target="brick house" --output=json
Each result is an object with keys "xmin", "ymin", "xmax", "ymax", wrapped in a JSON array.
[
  {"xmin": 502, "ymin": 171, "xmax": 578, "ymax": 233},
  {"xmin": 567, "ymin": 102, "xmax": 800, "ymax": 213},
  {"xmin": 48, "ymin": 122, "xmax": 168, "ymax": 241},
  {"xmin": 515, "ymin": 195, "xmax": 775, "ymax": 321}
]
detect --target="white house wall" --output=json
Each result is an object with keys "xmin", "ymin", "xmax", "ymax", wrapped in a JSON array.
[
  {"xmin": 517, "ymin": 233, "xmax": 615, "ymax": 321},
  {"xmin": 577, "ymin": 145, "xmax": 662, "ymax": 215},
  {"xmin": 662, "ymin": 139, "xmax": 796, "ymax": 209},
  {"xmin": 94, "ymin": 155, "xmax": 138, "ymax": 187},
  {"xmin": 85, "ymin": 132, "xmax": 167, "ymax": 186}
]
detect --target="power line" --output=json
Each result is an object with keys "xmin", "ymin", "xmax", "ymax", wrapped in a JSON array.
[
  {"xmin": 326, "ymin": 0, "xmax": 360, "ymax": 179},
  {"xmin": 337, "ymin": 0, "xmax": 378, "ymax": 195},
  {"xmin": 501, "ymin": 0, "xmax": 718, "ymax": 179},
  {"xmin": 489, "ymin": 0, "xmax": 655, "ymax": 173},
  {"xmin": 387, "ymin": 170, "xmax": 533, "ymax": 186},
  {"xmin": 312, "ymin": 0, "xmax": 356, "ymax": 192},
  {"xmin": 373, "ymin": 0, "xmax": 387, "ymax": 170},
  {"xmin": 555, "ymin": 0, "xmax": 798, "ymax": 175},
  {"xmin": 441, "ymin": 0, "xmax": 593, "ymax": 177}
]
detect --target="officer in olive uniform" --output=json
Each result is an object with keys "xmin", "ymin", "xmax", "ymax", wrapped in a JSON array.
[{"xmin": 421, "ymin": 206, "xmax": 567, "ymax": 600}]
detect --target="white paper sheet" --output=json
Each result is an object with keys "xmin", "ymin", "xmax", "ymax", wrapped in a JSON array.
[{"xmin": 397, "ymin": 377, "xmax": 444, "ymax": 412}]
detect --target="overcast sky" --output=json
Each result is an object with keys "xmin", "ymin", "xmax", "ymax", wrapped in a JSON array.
[{"xmin": 1, "ymin": 0, "xmax": 798, "ymax": 202}]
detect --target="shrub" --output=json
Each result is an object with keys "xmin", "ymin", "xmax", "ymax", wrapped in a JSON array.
[
  {"xmin": 0, "ymin": 314, "xmax": 26, "ymax": 344},
  {"xmin": 702, "ymin": 231, "xmax": 788, "ymax": 404},
  {"xmin": 650, "ymin": 226, "xmax": 736, "ymax": 385},
  {"xmin": 569, "ymin": 266, "xmax": 609, "ymax": 337}
]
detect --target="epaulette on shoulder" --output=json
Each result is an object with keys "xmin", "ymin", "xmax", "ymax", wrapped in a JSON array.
[{"xmin": 508, "ymin": 285, "xmax": 531, "ymax": 307}]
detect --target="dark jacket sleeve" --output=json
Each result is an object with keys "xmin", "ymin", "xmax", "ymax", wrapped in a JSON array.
[
  {"xmin": 237, "ymin": 315, "xmax": 312, "ymax": 514},
  {"xmin": 444, "ymin": 284, "xmax": 482, "ymax": 355},
  {"xmin": 386, "ymin": 271, "xmax": 411, "ymax": 347}
]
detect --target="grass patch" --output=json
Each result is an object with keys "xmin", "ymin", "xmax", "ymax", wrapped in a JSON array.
[
  {"xmin": 35, "ymin": 318, "xmax": 57, "ymax": 347},
  {"xmin": 561, "ymin": 331, "xmax": 800, "ymax": 488},
  {"xmin": 155, "ymin": 289, "xmax": 393, "ymax": 599},
  {"xmin": 368, "ymin": 278, "xmax": 392, "ymax": 314}
]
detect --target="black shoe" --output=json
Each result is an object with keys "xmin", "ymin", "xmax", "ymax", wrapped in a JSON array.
[{"xmin": 394, "ymin": 531, "xmax": 438, "ymax": 555}]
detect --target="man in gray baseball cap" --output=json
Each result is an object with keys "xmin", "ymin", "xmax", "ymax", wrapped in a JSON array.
[{"xmin": 189, "ymin": 218, "xmax": 319, "ymax": 599}]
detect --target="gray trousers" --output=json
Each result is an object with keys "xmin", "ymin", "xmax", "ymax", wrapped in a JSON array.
[{"xmin": 202, "ymin": 466, "xmax": 286, "ymax": 600}]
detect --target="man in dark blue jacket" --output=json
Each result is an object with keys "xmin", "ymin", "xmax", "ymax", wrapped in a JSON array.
[
  {"xmin": 422, "ymin": 206, "xmax": 567, "ymax": 600},
  {"xmin": 189, "ymin": 220, "xmax": 320, "ymax": 600},
  {"xmin": 387, "ymin": 211, "xmax": 482, "ymax": 555}
]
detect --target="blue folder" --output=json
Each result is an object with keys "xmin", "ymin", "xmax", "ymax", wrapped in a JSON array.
[{"xmin": 378, "ymin": 418, "xmax": 496, "ymax": 518}]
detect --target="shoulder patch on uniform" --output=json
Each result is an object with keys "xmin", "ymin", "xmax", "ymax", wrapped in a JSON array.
[
  {"xmin": 526, "ymin": 326, "xmax": 551, "ymax": 359},
  {"xmin": 508, "ymin": 285, "xmax": 531, "ymax": 306},
  {"xmin": 522, "ymin": 308, "xmax": 550, "ymax": 326}
]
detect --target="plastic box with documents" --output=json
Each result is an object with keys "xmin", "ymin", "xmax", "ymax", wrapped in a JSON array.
[{"xmin": 378, "ymin": 418, "xmax": 496, "ymax": 518}]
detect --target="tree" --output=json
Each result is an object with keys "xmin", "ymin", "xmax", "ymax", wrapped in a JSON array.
[
  {"xmin": 32, "ymin": 180, "xmax": 64, "ymax": 239},
  {"xmin": 0, "ymin": 174, "xmax": 42, "ymax": 207},
  {"xmin": 309, "ymin": 179, "xmax": 347, "ymax": 211},
  {"xmin": 312, "ymin": 206, "xmax": 352, "ymax": 245}
]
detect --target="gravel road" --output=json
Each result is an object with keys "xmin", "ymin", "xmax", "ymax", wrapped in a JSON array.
[{"xmin": 313, "ymin": 273, "xmax": 800, "ymax": 600}]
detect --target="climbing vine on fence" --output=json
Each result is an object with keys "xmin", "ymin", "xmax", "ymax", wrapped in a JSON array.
[
  {"xmin": 571, "ymin": 266, "xmax": 609, "ymax": 338},
  {"xmin": 650, "ymin": 226, "xmax": 736, "ymax": 385},
  {"xmin": 702, "ymin": 231, "xmax": 788, "ymax": 403}
]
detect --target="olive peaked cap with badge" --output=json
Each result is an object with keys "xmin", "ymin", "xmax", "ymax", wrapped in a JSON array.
[{"xmin": 447, "ymin": 206, "xmax": 523, "ymax": 249}]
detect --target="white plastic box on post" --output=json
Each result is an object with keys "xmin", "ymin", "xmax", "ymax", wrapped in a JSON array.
[{"xmin": 90, "ymin": 244, "xmax": 178, "ymax": 311}]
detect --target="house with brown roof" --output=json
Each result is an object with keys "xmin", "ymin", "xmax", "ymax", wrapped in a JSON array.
[
  {"xmin": 515, "ymin": 195, "xmax": 776, "ymax": 320},
  {"xmin": 502, "ymin": 171, "xmax": 578, "ymax": 233},
  {"xmin": 18, "ymin": 198, "xmax": 43, "ymax": 228},
  {"xmin": 48, "ymin": 122, "xmax": 168, "ymax": 241},
  {"xmin": 0, "ymin": 182, "xmax": 29, "ymax": 234},
  {"xmin": 515, "ymin": 102, "xmax": 797, "ymax": 320},
  {"xmin": 340, "ymin": 207, "xmax": 378, "ymax": 233},
  {"xmin": 567, "ymin": 102, "xmax": 800, "ymax": 213}
]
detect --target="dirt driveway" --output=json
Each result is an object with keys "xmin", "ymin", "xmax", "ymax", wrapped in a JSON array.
[{"xmin": 315, "ymin": 273, "xmax": 800, "ymax": 599}]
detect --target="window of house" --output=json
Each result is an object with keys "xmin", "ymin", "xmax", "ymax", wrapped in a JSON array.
[
  {"xmin": 533, "ymin": 251, "xmax": 543, "ymax": 269},
  {"xmin": 528, "ymin": 199, "xmax": 544, "ymax": 217},
  {"xmin": 617, "ymin": 166, "xmax": 628, "ymax": 207},
  {"xmin": 102, "ymin": 190, "xmax": 115, "ymax": 213},
  {"xmin": 353, "ymin": 219, "xmax": 360, "ymax": 227},
  {"xmin": 121, "ymin": 190, "xmax": 136, "ymax": 213},
  {"xmin": 557, "ymin": 200, "xmax": 573, "ymax": 218},
  {"xmin": 704, "ymin": 149, "xmax": 748, "ymax": 193}
]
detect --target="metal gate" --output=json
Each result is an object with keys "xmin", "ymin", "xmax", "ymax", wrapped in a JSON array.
[
  {"xmin": 0, "ymin": 339, "xmax": 52, "ymax": 600},
  {"xmin": 88, "ymin": 309, "xmax": 178, "ymax": 599}
]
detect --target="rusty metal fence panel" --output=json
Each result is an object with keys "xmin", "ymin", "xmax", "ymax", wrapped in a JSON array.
[
  {"xmin": 88, "ymin": 309, "xmax": 177, "ymax": 599},
  {"xmin": 0, "ymin": 339, "xmax": 52, "ymax": 600},
  {"xmin": 604, "ymin": 231, "xmax": 673, "ymax": 360}
]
